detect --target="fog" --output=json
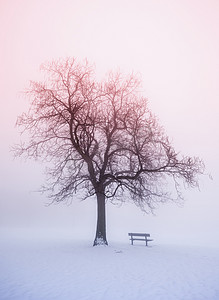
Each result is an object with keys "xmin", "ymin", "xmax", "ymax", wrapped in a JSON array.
[{"xmin": 0, "ymin": 0, "xmax": 219, "ymax": 246}]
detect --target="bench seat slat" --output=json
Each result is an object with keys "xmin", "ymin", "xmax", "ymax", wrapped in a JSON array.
[{"xmin": 130, "ymin": 238, "xmax": 153, "ymax": 241}]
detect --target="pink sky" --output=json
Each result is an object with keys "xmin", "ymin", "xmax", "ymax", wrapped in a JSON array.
[{"xmin": 0, "ymin": 0, "xmax": 219, "ymax": 245}]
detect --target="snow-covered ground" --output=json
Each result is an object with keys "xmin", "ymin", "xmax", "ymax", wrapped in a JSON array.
[{"xmin": 0, "ymin": 229, "xmax": 219, "ymax": 300}]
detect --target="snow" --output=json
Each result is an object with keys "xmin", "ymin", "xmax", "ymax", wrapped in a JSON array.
[{"xmin": 1, "ymin": 229, "xmax": 219, "ymax": 300}]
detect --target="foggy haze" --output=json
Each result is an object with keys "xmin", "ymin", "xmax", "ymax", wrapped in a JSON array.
[{"xmin": 0, "ymin": 0, "xmax": 219, "ymax": 246}]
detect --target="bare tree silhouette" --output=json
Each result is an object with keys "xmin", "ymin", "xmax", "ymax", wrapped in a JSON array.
[{"xmin": 14, "ymin": 58, "xmax": 204, "ymax": 246}]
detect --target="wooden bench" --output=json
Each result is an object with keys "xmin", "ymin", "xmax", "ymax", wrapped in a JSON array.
[{"xmin": 128, "ymin": 233, "xmax": 153, "ymax": 246}]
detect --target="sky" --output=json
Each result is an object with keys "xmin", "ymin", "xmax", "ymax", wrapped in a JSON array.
[{"xmin": 0, "ymin": 0, "xmax": 219, "ymax": 246}]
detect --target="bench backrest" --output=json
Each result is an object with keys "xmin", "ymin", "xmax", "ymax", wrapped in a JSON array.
[{"xmin": 128, "ymin": 233, "xmax": 150, "ymax": 237}]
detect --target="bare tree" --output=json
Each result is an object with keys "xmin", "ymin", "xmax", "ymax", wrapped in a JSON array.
[{"xmin": 14, "ymin": 58, "xmax": 204, "ymax": 246}]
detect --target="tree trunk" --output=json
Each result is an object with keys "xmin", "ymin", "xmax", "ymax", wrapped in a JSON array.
[{"xmin": 93, "ymin": 192, "xmax": 108, "ymax": 246}]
